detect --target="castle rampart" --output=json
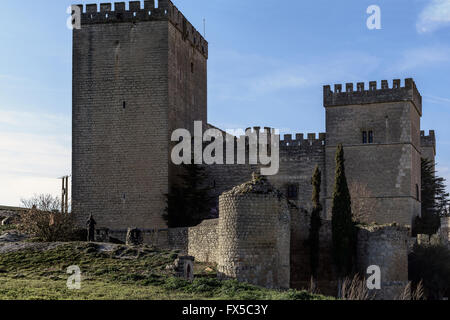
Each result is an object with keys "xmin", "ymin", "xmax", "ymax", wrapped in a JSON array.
[
  {"xmin": 280, "ymin": 132, "xmax": 326, "ymax": 147},
  {"xmin": 77, "ymin": 1, "xmax": 208, "ymax": 58},
  {"xmin": 324, "ymin": 78, "xmax": 422, "ymax": 116}
]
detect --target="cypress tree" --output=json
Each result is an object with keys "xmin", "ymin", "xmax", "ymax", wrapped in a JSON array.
[
  {"xmin": 331, "ymin": 144, "xmax": 355, "ymax": 280},
  {"xmin": 309, "ymin": 165, "xmax": 323, "ymax": 281}
]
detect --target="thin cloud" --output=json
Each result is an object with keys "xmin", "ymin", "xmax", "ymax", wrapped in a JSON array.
[
  {"xmin": 391, "ymin": 46, "xmax": 450, "ymax": 71},
  {"xmin": 423, "ymin": 94, "xmax": 450, "ymax": 106},
  {"xmin": 417, "ymin": 0, "xmax": 450, "ymax": 34},
  {"xmin": 0, "ymin": 109, "xmax": 71, "ymax": 206},
  {"xmin": 209, "ymin": 49, "xmax": 380, "ymax": 102}
]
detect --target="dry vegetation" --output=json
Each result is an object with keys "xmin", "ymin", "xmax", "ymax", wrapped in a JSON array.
[{"xmin": 18, "ymin": 207, "xmax": 75, "ymax": 242}]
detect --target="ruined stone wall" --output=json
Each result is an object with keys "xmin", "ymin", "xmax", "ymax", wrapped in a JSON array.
[
  {"xmin": 324, "ymin": 79, "xmax": 422, "ymax": 226},
  {"xmin": 289, "ymin": 205, "xmax": 337, "ymax": 295},
  {"xmin": 289, "ymin": 204, "xmax": 310, "ymax": 288},
  {"xmin": 187, "ymin": 219, "xmax": 219, "ymax": 263},
  {"xmin": 106, "ymin": 220, "xmax": 218, "ymax": 261},
  {"xmin": 108, "ymin": 228, "xmax": 187, "ymax": 250},
  {"xmin": 356, "ymin": 224, "xmax": 409, "ymax": 300},
  {"xmin": 217, "ymin": 177, "xmax": 290, "ymax": 289}
]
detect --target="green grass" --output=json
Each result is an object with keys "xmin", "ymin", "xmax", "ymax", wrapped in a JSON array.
[
  {"xmin": 0, "ymin": 242, "xmax": 331, "ymax": 300},
  {"xmin": 0, "ymin": 224, "xmax": 17, "ymax": 233}
]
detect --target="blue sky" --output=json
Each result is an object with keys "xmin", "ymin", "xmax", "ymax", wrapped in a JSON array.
[{"xmin": 0, "ymin": 0, "xmax": 450, "ymax": 206}]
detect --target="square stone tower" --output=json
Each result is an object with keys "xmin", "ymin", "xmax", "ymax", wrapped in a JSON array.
[
  {"xmin": 72, "ymin": 0, "xmax": 208, "ymax": 229},
  {"xmin": 323, "ymin": 79, "xmax": 422, "ymax": 226}
]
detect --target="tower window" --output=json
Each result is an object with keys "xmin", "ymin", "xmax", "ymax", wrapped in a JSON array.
[
  {"xmin": 287, "ymin": 184, "xmax": 298, "ymax": 200},
  {"xmin": 362, "ymin": 130, "xmax": 374, "ymax": 144},
  {"xmin": 123, "ymin": 101, "xmax": 126, "ymax": 109},
  {"xmin": 191, "ymin": 62, "xmax": 194, "ymax": 73}
]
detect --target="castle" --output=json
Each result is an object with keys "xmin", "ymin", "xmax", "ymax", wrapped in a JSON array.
[{"xmin": 71, "ymin": 1, "xmax": 443, "ymax": 298}]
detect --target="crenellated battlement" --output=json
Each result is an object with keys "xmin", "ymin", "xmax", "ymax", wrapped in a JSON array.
[
  {"xmin": 420, "ymin": 130, "xmax": 436, "ymax": 146},
  {"xmin": 244, "ymin": 127, "xmax": 276, "ymax": 135},
  {"xmin": 280, "ymin": 133, "xmax": 326, "ymax": 147},
  {"xmin": 75, "ymin": 1, "xmax": 208, "ymax": 58},
  {"xmin": 323, "ymin": 78, "xmax": 422, "ymax": 115}
]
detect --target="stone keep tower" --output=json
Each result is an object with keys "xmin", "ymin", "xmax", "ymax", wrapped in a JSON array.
[
  {"xmin": 72, "ymin": 1, "xmax": 208, "ymax": 229},
  {"xmin": 323, "ymin": 79, "xmax": 422, "ymax": 226}
]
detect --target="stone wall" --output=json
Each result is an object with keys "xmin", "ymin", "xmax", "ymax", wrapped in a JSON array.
[
  {"xmin": 324, "ymin": 79, "xmax": 422, "ymax": 226},
  {"xmin": 188, "ymin": 219, "xmax": 219, "ymax": 263},
  {"xmin": 289, "ymin": 205, "xmax": 337, "ymax": 295},
  {"xmin": 270, "ymin": 136, "xmax": 326, "ymax": 214},
  {"xmin": 202, "ymin": 130, "xmax": 326, "ymax": 216},
  {"xmin": 106, "ymin": 221, "xmax": 218, "ymax": 261},
  {"xmin": 217, "ymin": 176, "xmax": 291, "ymax": 289},
  {"xmin": 356, "ymin": 224, "xmax": 409, "ymax": 300},
  {"xmin": 72, "ymin": 1, "xmax": 207, "ymax": 231},
  {"xmin": 108, "ymin": 227, "xmax": 188, "ymax": 251}
]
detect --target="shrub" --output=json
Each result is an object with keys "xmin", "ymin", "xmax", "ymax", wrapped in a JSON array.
[
  {"xmin": 409, "ymin": 244, "xmax": 450, "ymax": 300},
  {"xmin": 163, "ymin": 277, "xmax": 190, "ymax": 290},
  {"xmin": 187, "ymin": 278, "xmax": 222, "ymax": 293},
  {"xmin": 18, "ymin": 207, "xmax": 75, "ymax": 242}
]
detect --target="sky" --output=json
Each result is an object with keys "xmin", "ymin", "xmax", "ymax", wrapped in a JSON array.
[{"xmin": 0, "ymin": 0, "xmax": 450, "ymax": 206}]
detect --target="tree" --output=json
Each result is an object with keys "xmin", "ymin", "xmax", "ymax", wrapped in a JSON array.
[
  {"xmin": 331, "ymin": 144, "xmax": 355, "ymax": 284},
  {"xmin": 164, "ymin": 164, "xmax": 213, "ymax": 228},
  {"xmin": 409, "ymin": 244, "xmax": 450, "ymax": 300},
  {"xmin": 309, "ymin": 165, "xmax": 322, "ymax": 283},
  {"xmin": 21, "ymin": 194, "xmax": 61, "ymax": 212},
  {"xmin": 414, "ymin": 158, "xmax": 450, "ymax": 236}
]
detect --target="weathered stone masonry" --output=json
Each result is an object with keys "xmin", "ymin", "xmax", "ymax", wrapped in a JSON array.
[
  {"xmin": 217, "ymin": 175, "xmax": 291, "ymax": 289},
  {"xmin": 356, "ymin": 224, "xmax": 409, "ymax": 299},
  {"xmin": 72, "ymin": 0, "xmax": 208, "ymax": 230},
  {"xmin": 71, "ymin": 1, "xmax": 439, "ymax": 297}
]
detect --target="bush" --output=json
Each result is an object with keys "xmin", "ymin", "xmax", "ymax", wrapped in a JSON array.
[
  {"xmin": 409, "ymin": 244, "xmax": 450, "ymax": 300},
  {"xmin": 18, "ymin": 207, "xmax": 75, "ymax": 242},
  {"xmin": 163, "ymin": 277, "xmax": 190, "ymax": 290},
  {"xmin": 187, "ymin": 278, "xmax": 222, "ymax": 293}
]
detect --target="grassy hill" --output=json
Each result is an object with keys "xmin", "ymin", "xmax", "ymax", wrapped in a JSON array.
[{"xmin": 0, "ymin": 240, "xmax": 331, "ymax": 300}]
